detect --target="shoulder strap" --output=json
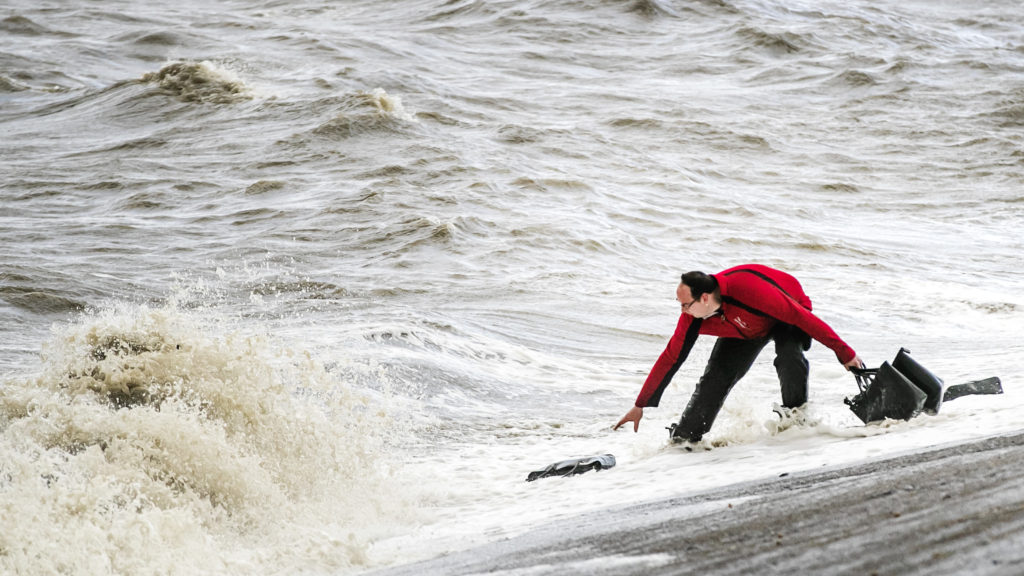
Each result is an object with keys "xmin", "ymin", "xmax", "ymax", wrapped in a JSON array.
[{"xmin": 721, "ymin": 294, "xmax": 772, "ymax": 318}]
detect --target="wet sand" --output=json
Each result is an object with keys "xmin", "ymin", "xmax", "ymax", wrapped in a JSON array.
[{"xmin": 371, "ymin": 431, "xmax": 1024, "ymax": 575}]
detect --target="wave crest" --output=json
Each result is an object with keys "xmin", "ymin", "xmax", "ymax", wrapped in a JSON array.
[
  {"xmin": 313, "ymin": 88, "xmax": 415, "ymax": 137},
  {"xmin": 140, "ymin": 61, "xmax": 251, "ymax": 104}
]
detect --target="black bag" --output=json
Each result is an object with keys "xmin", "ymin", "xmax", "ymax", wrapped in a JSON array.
[
  {"xmin": 891, "ymin": 347, "xmax": 944, "ymax": 413},
  {"xmin": 845, "ymin": 348, "xmax": 1002, "ymax": 424},
  {"xmin": 846, "ymin": 361, "xmax": 928, "ymax": 424}
]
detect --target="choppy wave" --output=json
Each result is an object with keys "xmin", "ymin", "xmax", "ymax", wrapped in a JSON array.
[
  {"xmin": 735, "ymin": 25, "xmax": 809, "ymax": 55},
  {"xmin": 0, "ymin": 15, "xmax": 54, "ymax": 36},
  {"xmin": 624, "ymin": 0, "xmax": 683, "ymax": 18},
  {"xmin": 312, "ymin": 88, "xmax": 416, "ymax": 137},
  {"xmin": 0, "ymin": 286, "xmax": 85, "ymax": 315},
  {"xmin": 0, "ymin": 74, "xmax": 29, "ymax": 93},
  {"xmin": 0, "ymin": 303, "xmax": 413, "ymax": 574},
  {"xmin": 140, "ymin": 61, "xmax": 251, "ymax": 104}
]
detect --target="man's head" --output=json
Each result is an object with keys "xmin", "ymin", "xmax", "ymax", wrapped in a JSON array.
[{"xmin": 677, "ymin": 271, "xmax": 721, "ymax": 318}]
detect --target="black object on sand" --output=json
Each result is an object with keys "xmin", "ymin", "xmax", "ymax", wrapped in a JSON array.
[
  {"xmin": 943, "ymin": 377, "xmax": 1004, "ymax": 402},
  {"xmin": 526, "ymin": 454, "xmax": 616, "ymax": 482},
  {"xmin": 846, "ymin": 348, "xmax": 1002, "ymax": 424}
]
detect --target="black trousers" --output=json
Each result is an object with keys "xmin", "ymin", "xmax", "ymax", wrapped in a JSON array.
[{"xmin": 671, "ymin": 324, "xmax": 810, "ymax": 442}]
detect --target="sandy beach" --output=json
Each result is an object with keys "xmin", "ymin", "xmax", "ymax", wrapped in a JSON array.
[{"xmin": 371, "ymin": 430, "xmax": 1024, "ymax": 575}]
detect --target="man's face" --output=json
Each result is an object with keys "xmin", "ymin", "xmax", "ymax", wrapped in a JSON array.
[{"xmin": 676, "ymin": 283, "xmax": 712, "ymax": 318}]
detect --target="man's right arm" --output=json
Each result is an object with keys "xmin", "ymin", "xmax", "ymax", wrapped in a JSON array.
[
  {"xmin": 634, "ymin": 315, "xmax": 702, "ymax": 408},
  {"xmin": 614, "ymin": 315, "xmax": 701, "ymax": 433}
]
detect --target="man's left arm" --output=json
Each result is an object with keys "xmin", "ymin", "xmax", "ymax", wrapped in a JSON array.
[{"xmin": 760, "ymin": 289, "xmax": 859, "ymax": 365}]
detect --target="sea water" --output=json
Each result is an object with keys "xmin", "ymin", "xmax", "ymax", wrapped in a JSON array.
[{"xmin": 1, "ymin": 0, "xmax": 1022, "ymax": 573}]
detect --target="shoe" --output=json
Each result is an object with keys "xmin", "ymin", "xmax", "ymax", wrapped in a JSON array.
[
  {"xmin": 768, "ymin": 403, "xmax": 811, "ymax": 434},
  {"xmin": 666, "ymin": 422, "xmax": 686, "ymax": 442},
  {"xmin": 666, "ymin": 423, "xmax": 710, "ymax": 450}
]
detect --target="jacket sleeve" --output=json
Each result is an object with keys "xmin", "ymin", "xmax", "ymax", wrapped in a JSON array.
[
  {"xmin": 635, "ymin": 315, "xmax": 703, "ymax": 408},
  {"xmin": 743, "ymin": 284, "xmax": 857, "ymax": 364}
]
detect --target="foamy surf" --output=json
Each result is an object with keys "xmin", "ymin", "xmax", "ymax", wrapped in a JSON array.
[{"xmin": 0, "ymin": 302, "xmax": 418, "ymax": 575}]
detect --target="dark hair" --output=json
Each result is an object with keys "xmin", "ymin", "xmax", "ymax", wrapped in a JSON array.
[{"xmin": 680, "ymin": 271, "xmax": 718, "ymax": 299}]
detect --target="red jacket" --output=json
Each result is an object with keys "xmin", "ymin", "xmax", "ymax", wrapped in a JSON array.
[{"xmin": 635, "ymin": 264, "xmax": 857, "ymax": 408}]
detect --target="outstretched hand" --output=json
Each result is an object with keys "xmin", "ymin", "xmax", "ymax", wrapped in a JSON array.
[{"xmin": 613, "ymin": 405, "xmax": 644, "ymax": 432}]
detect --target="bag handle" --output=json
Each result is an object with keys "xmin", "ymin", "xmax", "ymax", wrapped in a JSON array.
[{"xmin": 850, "ymin": 366, "xmax": 878, "ymax": 393}]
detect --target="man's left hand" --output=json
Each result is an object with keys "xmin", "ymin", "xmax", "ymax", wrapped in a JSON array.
[{"xmin": 843, "ymin": 355, "xmax": 865, "ymax": 371}]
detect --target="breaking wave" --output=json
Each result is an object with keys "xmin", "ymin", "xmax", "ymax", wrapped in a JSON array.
[
  {"xmin": 140, "ymin": 61, "xmax": 251, "ymax": 104},
  {"xmin": 0, "ymin": 302, "xmax": 413, "ymax": 574}
]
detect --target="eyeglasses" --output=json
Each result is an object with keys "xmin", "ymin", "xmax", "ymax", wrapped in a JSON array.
[{"xmin": 680, "ymin": 297, "xmax": 699, "ymax": 311}]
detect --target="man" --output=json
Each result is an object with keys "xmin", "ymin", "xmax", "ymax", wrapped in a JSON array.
[{"xmin": 614, "ymin": 264, "xmax": 864, "ymax": 443}]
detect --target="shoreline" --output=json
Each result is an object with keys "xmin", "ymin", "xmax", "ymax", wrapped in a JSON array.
[{"xmin": 369, "ymin": 430, "xmax": 1024, "ymax": 575}]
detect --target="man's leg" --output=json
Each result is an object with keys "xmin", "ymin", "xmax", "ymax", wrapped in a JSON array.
[
  {"xmin": 671, "ymin": 337, "xmax": 768, "ymax": 442},
  {"xmin": 773, "ymin": 323, "xmax": 810, "ymax": 408}
]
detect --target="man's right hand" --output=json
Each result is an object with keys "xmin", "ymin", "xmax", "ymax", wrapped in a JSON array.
[{"xmin": 613, "ymin": 405, "xmax": 644, "ymax": 432}]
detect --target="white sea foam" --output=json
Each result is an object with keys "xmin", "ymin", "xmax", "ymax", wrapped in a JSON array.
[{"xmin": 0, "ymin": 302, "xmax": 420, "ymax": 574}]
